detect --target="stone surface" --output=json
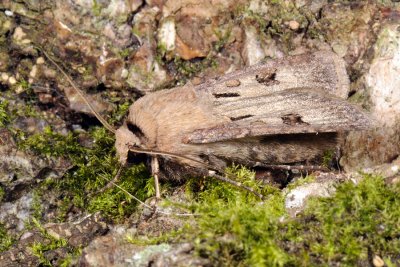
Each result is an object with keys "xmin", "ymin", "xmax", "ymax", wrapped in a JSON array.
[
  {"xmin": 358, "ymin": 156, "xmax": 400, "ymax": 185},
  {"xmin": 126, "ymin": 6, "xmax": 170, "ymax": 92},
  {"xmin": 284, "ymin": 172, "xmax": 347, "ymax": 216},
  {"xmin": 0, "ymin": 213, "xmax": 108, "ymax": 267},
  {"xmin": 242, "ymin": 25, "xmax": 265, "ymax": 66},
  {"xmin": 79, "ymin": 232, "xmax": 209, "ymax": 267},
  {"xmin": 0, "ymin": 192, "xmax": 34, "ymax": 233},
  {"xmin": 366, "ymin": 23, "xmax": 400, "ymax": 127},
  {"xmin": 341, "ymin": 22, "xmax": 400, "ymax": 171},
  {"xmin": 319, "ymin": 2, "xmax": 380, "ymax": 67},
  {"xmin": 0, "ymin": 129, "xmax": 69, "ymax": 192}
]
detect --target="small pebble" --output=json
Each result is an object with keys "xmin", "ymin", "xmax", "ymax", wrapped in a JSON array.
[
  {"xmin": 120, "ymin": 68, "xmax": 129, "ymax": 79},
  {"xmin": 29, "ymin": 65, "xmax": 37, "ymax": 78},
  {"xmin": 372, "ymin": 255, "xmax": 384, "ymax": 267},
  {"xmin": 8, "ymin": 76, "xmax": 17, "ymax": 85},
  {"xmin": 21, "ymin": 39, "xmax": 31, "ymax": 44},
  {"xmin": 391, "ymin": 165, "xmax": 399, "ymax": 173},
  {"xmin": 15, "ymin": 85, "xmax": 24, "ymax": 94},
  {"xmin": 77, "ymin": 66, "xmax": 86, "ymax": 74},
  {"xmin": 38, "ymin": 94, "xmax": 53, "ymax": 104},
  {"xmin": 289, "ymin": 20, "xmax": 300, "ymax": 31},
  {"xmin": 13, "ymin": 27, "xmax": 26, "ymax": 40},
  {"xmin": 1, "ymin": 72, "xmax": 9, "ymax": 81},
  {"xmin": 5, "ymin": 10, "xmax": 13, "ymax": 17},
  {"xmin": 36, "ymin": 57, "xmax": 45, "ymax": 64},
  {"xmin": 391, "ymin": 177, "xmax": 400, "ymax": 184}
]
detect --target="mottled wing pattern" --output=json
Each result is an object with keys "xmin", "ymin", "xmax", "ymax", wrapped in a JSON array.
[
  {"xmin": 185, "ymin": 87, "xmax": 370, "ymax": 144},
  {"xmin": 197, "ymin": 50, "xmax": 350, "ymax": 99},
  {"xmin": 183, "ymin": 51, "xmax": 370, "ymax": 144}
]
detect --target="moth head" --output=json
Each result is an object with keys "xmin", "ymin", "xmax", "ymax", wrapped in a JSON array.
[{"xmin": 115, "ymin": 122, "xmax": 147, "ymax": 165}]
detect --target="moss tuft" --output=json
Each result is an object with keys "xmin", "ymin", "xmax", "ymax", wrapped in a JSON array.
[
  {"xmin": 0, "ymin": 224, "xmax": 14, "ymax": 252},
  {"xmin": 148, "ymin": 171, "xmax": 400, "ymax": 266},
  {"xmin": 28, "ymin": 218, "xmax": 81, "ymax": 267},
  {"xmin": 19, "ymin": 126, "xmax": 151, "ymax": 223},
  {"xmin": 0, "ymin": 99, "xmax": 10, "ymax": 127}
]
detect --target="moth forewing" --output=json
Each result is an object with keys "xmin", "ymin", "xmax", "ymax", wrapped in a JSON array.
[
  {"xmin": 115, "ymin": 51, "xmax": 370, "ymax": 180},
  {"xmin": 198, "ymin": 50, "xmax": 350, "ymax": 100}
]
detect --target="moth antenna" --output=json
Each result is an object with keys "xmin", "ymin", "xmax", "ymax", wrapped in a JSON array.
[
  {"xmin": 89, "ymin": 165, "xmax": 123, "ymax": 197},
  {"xmin": 35, "ymin": 46, "xmax": 116, "ymax": 134},
  {"xmin": 209, "ymin": 171, "xmax": 264, "ymax": 200},
  {"xmin": 128, "ymin": 146, "xmax": 223, "ymax": 172},
  {"xmin": 129, "ymin": 146, "xmax": 264, "ymax": 199}
]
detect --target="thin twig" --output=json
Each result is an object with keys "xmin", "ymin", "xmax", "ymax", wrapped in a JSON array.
[{"xmin": 128, "ymin": 146, "xmax": 219, "ymax": 171}]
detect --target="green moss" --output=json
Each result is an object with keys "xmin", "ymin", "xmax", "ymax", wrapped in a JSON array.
[
  {"xmin": 239, "ymin": 0, "xmax": 314, "ymax": 53},
  {"xmin": 0, "ymin": 186, "xmax": 4, "ymax": 202},
  {"xmin": 322, "ymin": 149, "xmax": 335, "ymax": 168},
  {"xmin": 19, "ymin": 126, "xmax": 85, "ymax": 160},
  {"xmin": 126, "ymin": 228, "xmax": 184, "ymax": 246},
  {"xmin": 19, "ymin": 126, "xmax": 151, "ymax": 223},
  {"xmin": 243, "ymin": 9, "xmax": 270, "ymax": 34},
  {"xmin": 32, "ymin": 191, "xmax": 44, "ymax": 221},
  {"xmin": 58, "ymin": 250, "xmax": 82, "ymax": 267},
  {"xmin": 145, "ymin": 170, "xmax": 400, "ymax": 266},
  {"xmin": 13, "ymin": 108, "xmax": 400, "ymax": 266},
  {"xmin": 87, "ymin": 163, "xmax": 150, "ymax": 220},
  {"xmin": 108, "ymin": 100, "xmax": 132, "ymax": 125},
  {"xmin": 0, "ymin": 224, "xmax": 14, "ymax": 252},
  {"xmin": 0, "ymin": 99, "xmax": 9, "ymax": 127},
  {"xmin": 28, "ymin": 218, "xmax": 80, "ymax": 267},
  {"xmin": 13, "ymin": 78, "xmax": 33, "ymax": 100},
  {"xmin": 291, "ymin": 174, "xmax": 400, "ymax": 266},
  {"xmin": 213, "ymin": 26, "xmax": 233, "ymax": 52},
  {"xmin": 173, "ymin": 57, "xmax": 218, "ymax": 85},
  {"xmin": 119, "ymin": 48, "xmax": 131, "ymax": 59},
  {"xmin": 286, "ymin": 175, "xmax": 316, "ymax": 191},
  {"xmin": 92, "ymin": 0, "xmax": 102, "ymax": 16},
  {"xmin": 189, "ymin": 178, "xmax": 287, "ymax": 266},
  {"xmin": 155, "ymin": 43, "xmax": 168, "ymax": 63}
]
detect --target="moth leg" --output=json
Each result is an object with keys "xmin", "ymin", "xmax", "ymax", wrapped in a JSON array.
[{"xmin": 151, "ymin": 156, "xmax": 161, "ymax": 199}]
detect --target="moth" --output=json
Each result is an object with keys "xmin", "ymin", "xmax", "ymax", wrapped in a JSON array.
[{"xmin": 114, "ymin": 50, "xmax": 371, "ymax": 194}]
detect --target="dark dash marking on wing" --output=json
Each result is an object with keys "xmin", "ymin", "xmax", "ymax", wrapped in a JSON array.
[
  {"xmin": 230, "ymin": 114, "xmax": 254, "ymax": 121},
  {"xmin": 255, "ymin": 68, "xmax": 280, "ymax": 86},
  {"xmin": 213, "ymin": 92, "xmax": 241, "ymax": 98},
  {"xmin": 281, "ymin": 113, "xmax": 309, "ymax": 126}
]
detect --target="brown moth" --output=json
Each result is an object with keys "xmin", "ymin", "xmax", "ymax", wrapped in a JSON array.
[{"xmin": 115, "ymin": 51, "xmax": 370, "ymax": 185}]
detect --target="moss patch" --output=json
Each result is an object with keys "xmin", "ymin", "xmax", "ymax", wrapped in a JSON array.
[
  {"xmin": 18, "ymin": 126, "xmax": 151, "ymax": 223},
  {"xmin": 28, "ymin": 218, "xmax": 81, "ymax": 267},
  {"xmin": 0, "ymin": 224, "xmax": 14, "ymax": 252},
  {"xmin": 0, "ymin": 100, "xmax": 10, "ymax": 127},
  {"xmin": 140, "ymin": 172, "xmax": 400, "ymax": 266}
]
